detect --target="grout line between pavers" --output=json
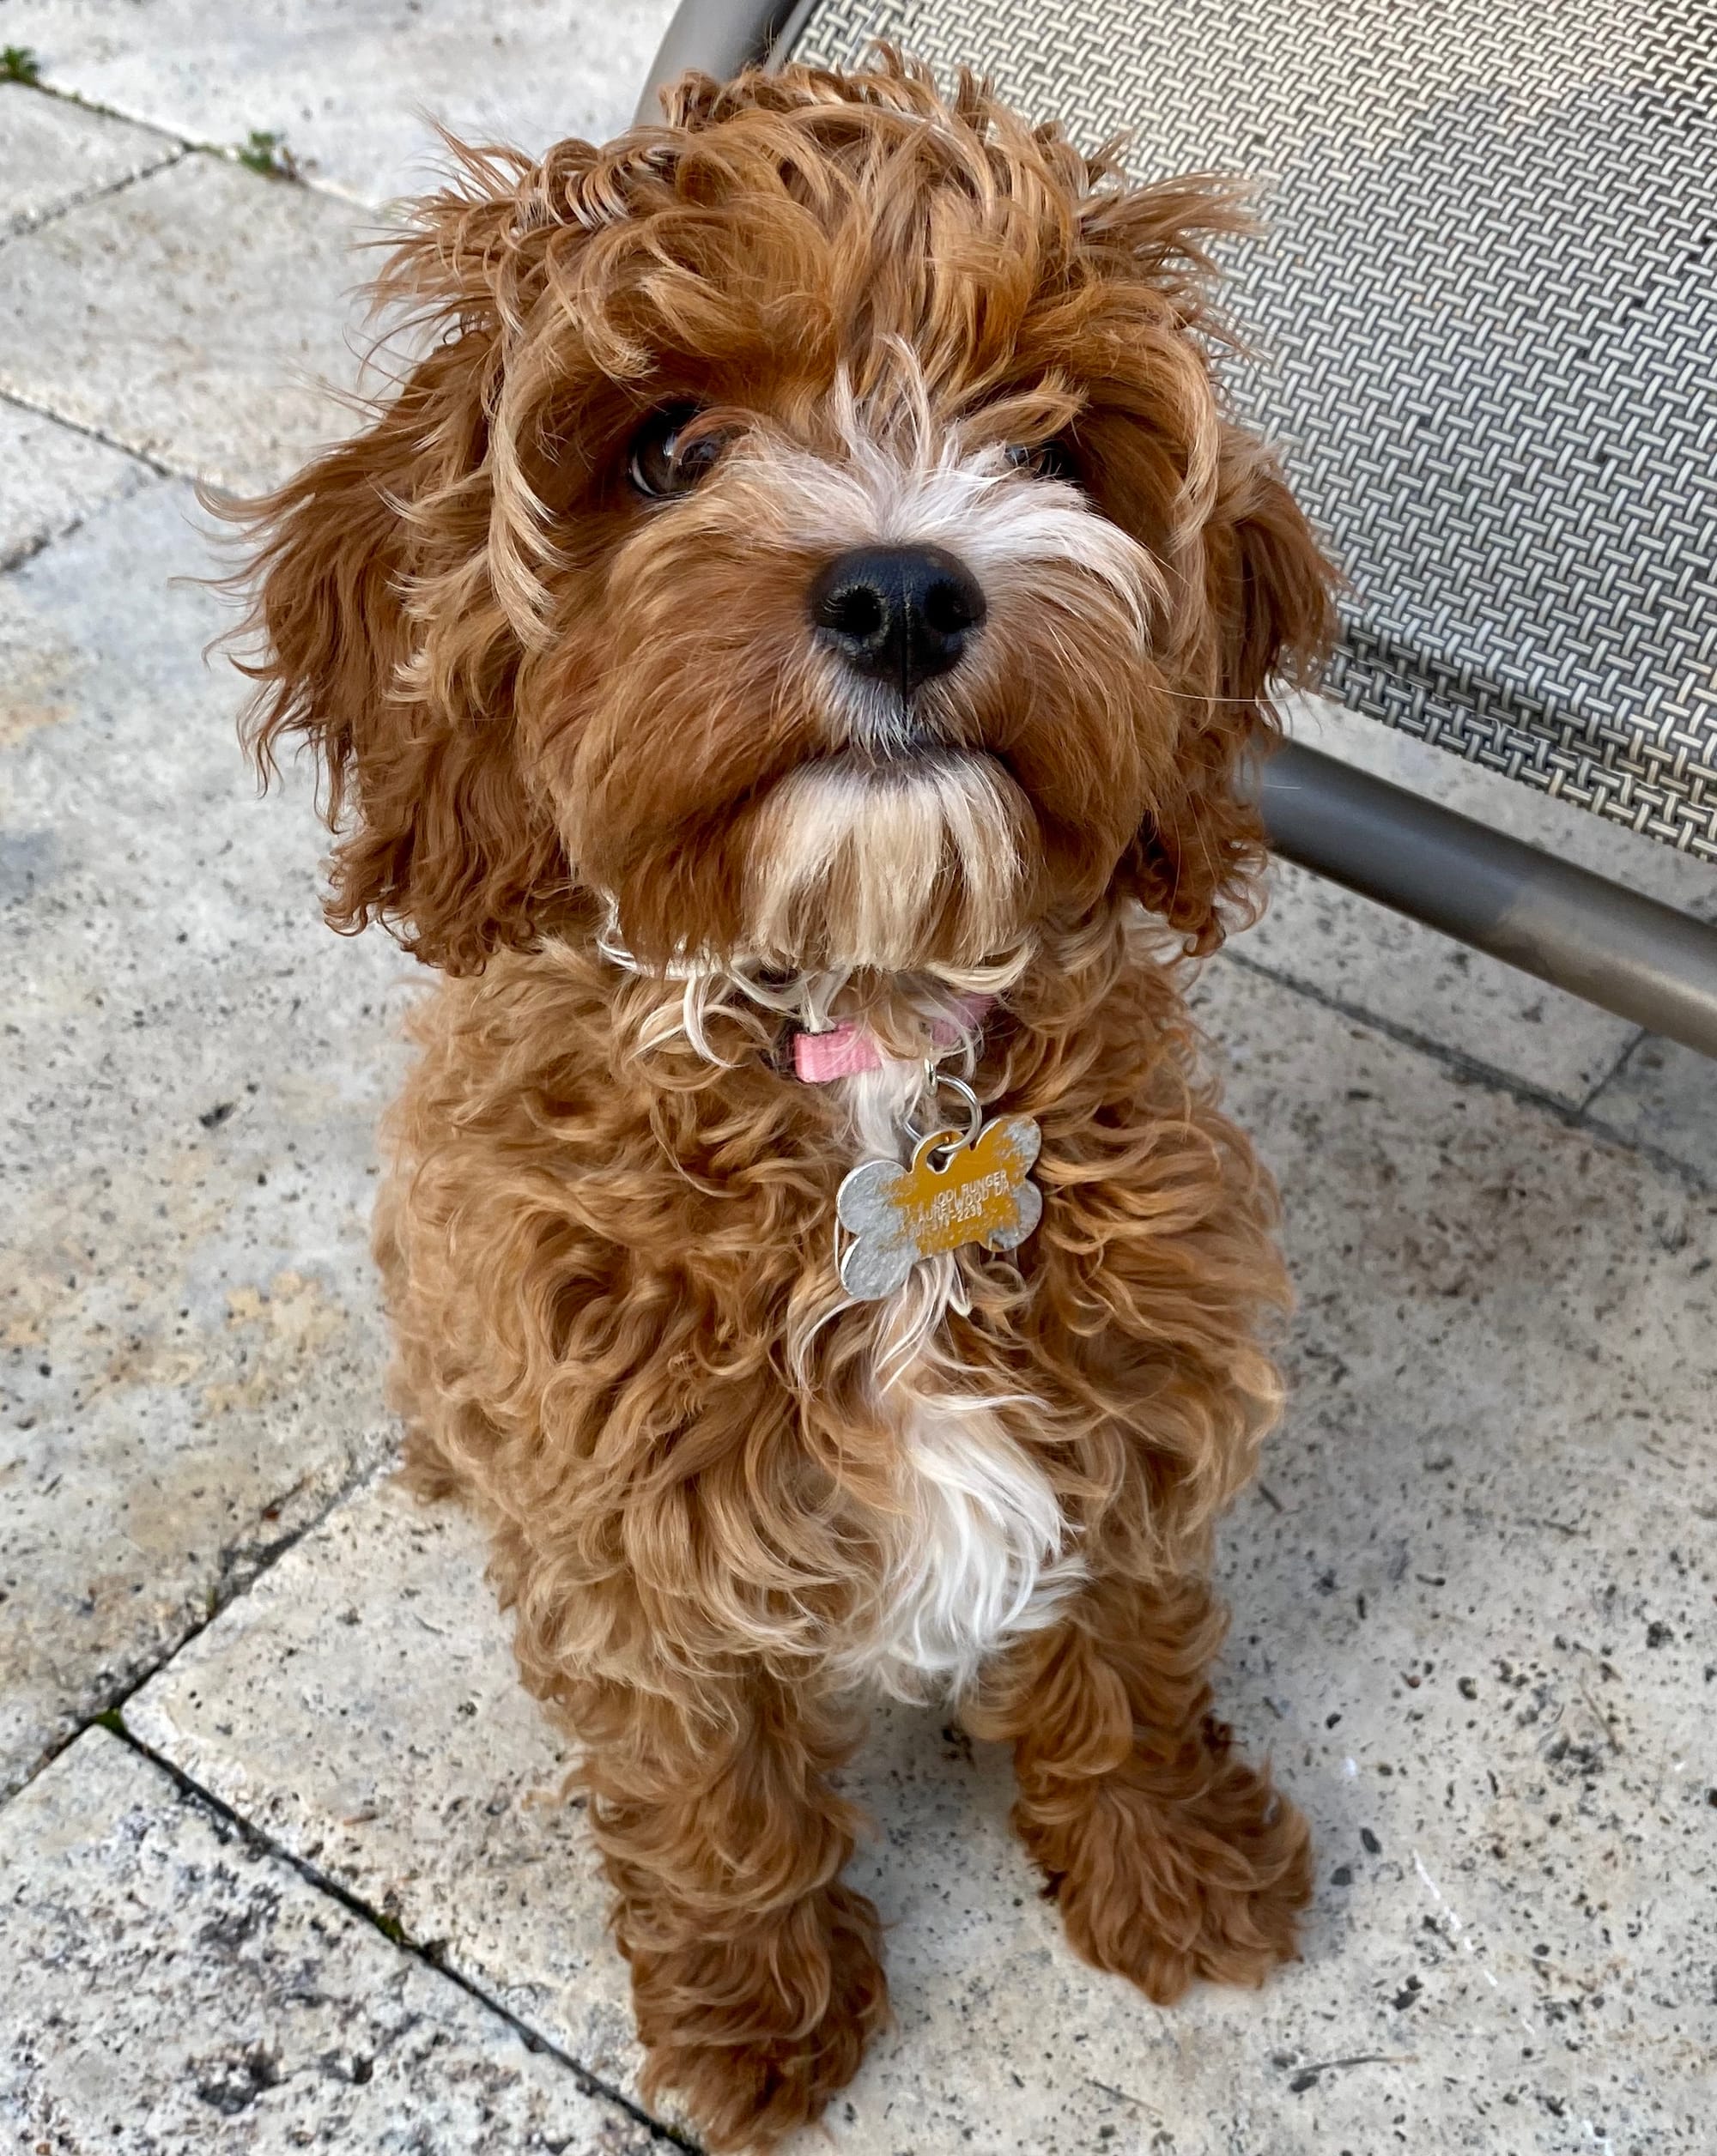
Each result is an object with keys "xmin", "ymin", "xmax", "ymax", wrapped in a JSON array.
[
  {"xmin": 3, "ymin": 1443, "xmax": 402, "ymax": 1809},
  {"xmin": 0, "ymin": 385, "xmax": 180, "ymax": 484},
  {"xmin": 1222, "ymin": 945, "xmax": 1714, "ymax": 1195},
  {"xmin": 0, "ymin": 142, "xmax": 189, "ymax": 251},
  {"xmin": 1, "ymin": 69, "xmax": 193, "ymax": 150},
  {"xmin": 1577, "ymin": 1098, "xmax": 1716, "ymax": 1196},
  {"xmin": 0, "ymin": 454, "xmax": 160, "ymax": 576},
  {"xmin": 100, "ymin": 1716, "xmax": 699, "ymax": 2152},
  {"xmin": 1574, "ymin": 1027, "xmax": 1648, "ymax": 1118},
  {"xmin": 2, "ymin": 498, "xmax": 129, "ymax": 577},
  {"xmin": 5, "ymin": 70, "xmax": 387, "ymax": 214}
]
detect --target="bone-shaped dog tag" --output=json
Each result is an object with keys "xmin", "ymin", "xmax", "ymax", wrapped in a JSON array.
[{"xmin": 836, "ymin": 1113, "xmax": 1043, "ymax": 1302}]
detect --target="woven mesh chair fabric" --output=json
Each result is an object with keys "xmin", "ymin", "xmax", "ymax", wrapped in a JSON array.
[{"xmin": 790, "ymin": 0, "xmax": 1717, "ymax": 860}]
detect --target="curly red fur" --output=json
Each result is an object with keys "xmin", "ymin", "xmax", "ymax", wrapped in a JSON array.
[{"xmin": 233, "ymin": 51, "xmax": 1337, "ymax": 2150}]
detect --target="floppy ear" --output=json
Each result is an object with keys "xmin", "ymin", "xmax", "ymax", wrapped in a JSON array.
[
  {"xmin": 228, "ymin": 157, "xmax": 570, "ymax": 976},
  {"xmin": 1125, "ymin": 434, "xmax": 1337, "ymax": 953}
]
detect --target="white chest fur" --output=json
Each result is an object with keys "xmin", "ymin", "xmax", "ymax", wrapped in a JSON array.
[
  {"xmin": 854, "ymin": 1388, "xmax": 1083, "ymax": 1702},
  {"xmin": 833, "ymin": 1056, "xmax": 1083, "ymax": 1702}
]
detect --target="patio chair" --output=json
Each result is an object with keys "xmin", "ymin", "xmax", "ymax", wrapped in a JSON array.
[{"xmin": 636, "ymin": 0, "xmax": 1717, "ymax": 1055}]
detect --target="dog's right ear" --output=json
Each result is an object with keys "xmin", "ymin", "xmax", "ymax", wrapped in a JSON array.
[{"xmin": 227, "ymin": 150, "xmax": 572, "ymax": 976}]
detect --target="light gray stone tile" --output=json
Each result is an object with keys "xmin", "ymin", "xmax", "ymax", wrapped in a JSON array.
[
  {"xmin": 0, "ymin": 397, "xmax": 153, "ymax": 567},
  {"xmin": 126, "ymin": 1474, "xmax": 646, "ymax": 2092},
  {"xmin": 0, "ymin": 80, "xmax": 179, "ymax": 233},
  {"xmin": 1585, "ymin": 1032, "xmax": 1717, "ymax": 1184},
  {"xmin": 1246, "ymin": 696, "xmax": 1717, "ymax": 1105},
  {"xmin": 128, "ymin": 962, "xmax": 1717, "ymax": 2153},
  {"xmin": 3, "ymin": 0, "xmax": 676, "ymax": 207},
  {"xmin": 0, "ymin": 150, "xmax": 370, "ymax": 494},
  {"xmin": 0, "ymin": 479, "xmax": 419, "ymax": 1794},
  {"xmin": 0, "ymin": 1727, "xmax": 664, "ymax": 2153}
]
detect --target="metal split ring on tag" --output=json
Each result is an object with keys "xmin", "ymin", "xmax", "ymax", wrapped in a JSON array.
[{"xmin": 836, "ymin": 1069, "xmax": 1044, "ymax": 1302}]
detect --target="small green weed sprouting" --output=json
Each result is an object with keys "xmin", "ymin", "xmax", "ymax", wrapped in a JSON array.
[
  {"xmin": 372, "ymin": 1909, "xmax": 409, "ymax": 1947},
  {"xmin": 2, "ymin": 45, "xmax": 44, "ymax": 84},
  {"xmin": 235, "ymin": 128, "xmax": 299, "ymax": 180}
]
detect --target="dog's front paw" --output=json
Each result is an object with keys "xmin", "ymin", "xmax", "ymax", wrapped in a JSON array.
[
  {"xmin": 631, "ymin": 1880, "xmax": 889, "ymax": 2151},
  {"xmin": 1022, "ymin": 1735, "xmax": 1312, "ymax": 2004}
]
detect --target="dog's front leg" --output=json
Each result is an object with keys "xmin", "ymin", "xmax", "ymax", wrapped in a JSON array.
[
  {"xmin": 967, "ymin": 1569, "xmax": 1311, "ymax": 2002},
  {"xmin": 580, "ymin": 1670, "xmax": 888, "ymax": 2152}
]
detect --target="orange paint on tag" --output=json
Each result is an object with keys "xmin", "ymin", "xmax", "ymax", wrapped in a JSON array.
[
  {"xmin": 836, "ymin": 1109, "xmax": 1044, "ymax": 1301},
  {"xmin": 893, "ymin": 1128, "xmax": 1025, "ymax": 1254}
]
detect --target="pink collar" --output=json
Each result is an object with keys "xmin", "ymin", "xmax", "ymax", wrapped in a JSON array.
[{"xmin": 793, "ymin": 995, "xmax": 994, "ymax": 1081}]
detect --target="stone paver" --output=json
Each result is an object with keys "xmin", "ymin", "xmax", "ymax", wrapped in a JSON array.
[
  {"xmin": 1587, "ymin": 1033, "xmax": 1717, "ymax": 1186},
  {"xmin": 0, "ymin": 78, "xmax": 179, "ymax": 235},
  {"xmin": 1251, "ymin": 698, "xmax": 1717, "ymax": 1107},
  {"xmin": 125, "ymin": 1474, "xmax": 643, "ymax": 2090},
  {"xmin": 0, "ymin": 147, "xmax": 370, "ymax": 493},
  {"xmin": 0, "ymin": 397, "xmax": 153, "ymax": 569},
  {"xmin": 127, "ymin": 960, "xmax": 1717, "ymax": 2155},
  {"xmin": 0, "ymin": 1726, "xmax": 664, "ymax": 2153},
  {"xmin": 0, "ymin": 478, "xmax": 417, "ymax": 1795},
  {"xmin": 4, "ymin": 0, "xmax": 676, "ymax": 206}
]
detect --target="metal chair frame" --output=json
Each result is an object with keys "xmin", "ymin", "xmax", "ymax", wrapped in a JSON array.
[{"xmin": 636, "ymin": 0, "xmax": 1717, "ymax": 1057}]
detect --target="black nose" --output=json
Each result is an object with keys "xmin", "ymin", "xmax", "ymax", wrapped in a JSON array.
[{"xmin": 810, "ymin": 544, "xmax": 986, "ymax": 697}]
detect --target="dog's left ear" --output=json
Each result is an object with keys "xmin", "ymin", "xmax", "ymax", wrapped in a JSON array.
[
  {"xmin": 224, "ymin": 144, "xmax": 584, "ymax": 976},
  {"xmin": 1123, "ymin": 433, "xmax": 1337, "ymax": 952}
]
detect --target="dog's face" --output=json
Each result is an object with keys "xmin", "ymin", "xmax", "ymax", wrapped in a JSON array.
[{"xmin": 240, "ymin": 60, "xmax": 1333, "ymax": 978}]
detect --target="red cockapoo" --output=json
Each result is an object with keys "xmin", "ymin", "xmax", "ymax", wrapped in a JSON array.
[{"xmin": 235, "ymin": 53, "xmax": 1336, "ymax": 2151}]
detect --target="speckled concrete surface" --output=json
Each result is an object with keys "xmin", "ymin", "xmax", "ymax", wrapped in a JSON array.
[
  {"xmin": 1587, "ymin": 1033, "xmax": 1717, "ymax": 1187},
  {"xmin": 126, "ymin": 963, "xmax": 1717, "ymax": 2155},
  {"xmin": 0, "ymin": 144, "xmax": 369, "ymax": 493},
  {"xmin": 0, "ymin": 78, "xmax": 179, "ymax": 236},
  {"xmin": 3, "ymin": 20, "xmax": 1714, "ymax": 2155},
  {"xmin": 0, "ymin": 1728, "xmax": 666, "ymax": 2152},
  {"xmin": 0, "ymin": 396, "xmax": 152, "ymax": 570},
  {"xmin": 124, "ymin": 1477, "xmax": 644, "ymax": 2092},
  {"xmin": 4, "ymin": 0, "xmax": 675, "ymax": 205},
  {"xmin": 0, "ymin": 478, "xmax": 418, "ymax": 1794}
]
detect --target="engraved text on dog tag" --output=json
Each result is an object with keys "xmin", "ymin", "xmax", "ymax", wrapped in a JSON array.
[{"xmin": 836, "ymin": 1114, "xmax": 1043, "ymax": 1301}]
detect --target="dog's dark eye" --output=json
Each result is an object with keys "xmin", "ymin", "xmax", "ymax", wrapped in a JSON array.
[
  {"xmin": 628, "ymin": 405, "xmax": 726, "ymax": 500},
  {"xmin": 1004, "ymin": 439, "xmax": 1079, "ymax": 484}
]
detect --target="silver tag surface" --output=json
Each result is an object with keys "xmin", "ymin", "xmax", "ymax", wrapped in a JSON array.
[{"xmin": 836, "ymin": 1112, "xmax": 1043, "ymax": 1302}]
